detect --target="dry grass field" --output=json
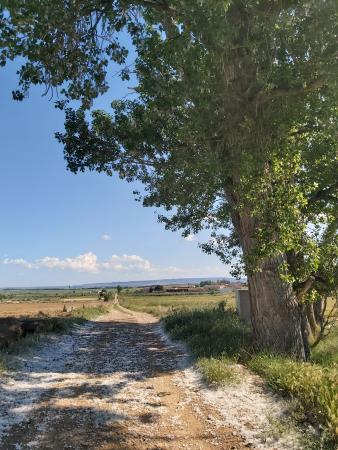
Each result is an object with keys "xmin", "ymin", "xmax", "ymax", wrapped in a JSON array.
[{"xmin": 0, "ymin": 297, "xmax": 102, "ymax": 318}]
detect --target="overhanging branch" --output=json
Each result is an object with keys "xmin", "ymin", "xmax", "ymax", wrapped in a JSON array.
[
  {"xmin": 258, "ymin": 78, "xmax": 326, "ymax": 104},
  {"xmin": 308, "ymin": 181, "xmax": 338, "ymax": 204}
]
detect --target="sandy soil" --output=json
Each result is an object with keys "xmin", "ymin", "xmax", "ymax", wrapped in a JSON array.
[
  {"xmin": 0, "ymin": 307, "xmax": 246, "ymax": 450},
  {"xmin": 0, "ymin": 298, "xmax": 101, "ymax": 317}
]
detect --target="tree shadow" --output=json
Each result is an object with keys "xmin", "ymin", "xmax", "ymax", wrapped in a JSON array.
[{"xmin": 0, "ymin": 317, "xmax": 194, "ymax": 449}]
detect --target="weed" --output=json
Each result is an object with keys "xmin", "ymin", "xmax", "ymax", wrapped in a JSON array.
[{"xmin": 197, "ymin": 357, "xmax": 238, "ymax": 385}]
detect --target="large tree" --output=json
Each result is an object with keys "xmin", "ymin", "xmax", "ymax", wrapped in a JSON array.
[{"xmin": 1, "ymin": 0, "xmax": 337, "ymax": 359}]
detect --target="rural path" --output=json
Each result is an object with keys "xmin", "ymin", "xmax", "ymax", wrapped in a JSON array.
[{"xmin": 0, "ymin": 307, "xmax": 247, "ymax": 450}]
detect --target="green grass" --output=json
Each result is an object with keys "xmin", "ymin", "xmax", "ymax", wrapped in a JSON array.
[
  {"xmin": 119, "ymin": 292, "xmax": 235, "ymax": 317},
  {"xmin": 161, "ymin": 304, "xmax": 337, "ymax": 447},
  {"xmin": 311, "ymin": 325, "xmax": 338, "ymax": 367},
  {"xmin": 0, "ymin": 288, "xmax": 101, "ymax": 303},
  {"xmin": 197, "ymin": 356, "xmax": 239, "ymax": 385},
  {"xmin": 248, "ymin": 355, "xmax": 338, "ymax": 439}
]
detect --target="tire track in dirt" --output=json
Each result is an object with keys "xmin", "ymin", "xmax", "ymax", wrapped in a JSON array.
[{"xmin": 0, "ymin": 308, "xmax": 246, "ymax": 450}]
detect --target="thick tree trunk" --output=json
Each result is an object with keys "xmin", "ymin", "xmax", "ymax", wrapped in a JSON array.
[
  {"xmin": 247, "ymin": 257, "xmax": 306, "ymax": 359},
  {"xmin": 232, "ymin": 208, "xmax": 307, "ymax": 360}
]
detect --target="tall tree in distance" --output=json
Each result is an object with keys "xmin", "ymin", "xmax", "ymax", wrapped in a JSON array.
[{"xmin": 1, "ymin": 0, "xmax": 337, "ymax": 359}]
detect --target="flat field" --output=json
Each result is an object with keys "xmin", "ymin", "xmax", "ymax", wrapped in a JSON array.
[
  {"xmin": 0, "ymin": 288, "xmax": 98, "ymax": 303},
  {"xmin": 0, "ymin": 288, "xmax": 110, "ymax": 318},
  {"xmin": 0, "ymin": 298, "xmax": 103, "ymax": 318},
  {"xmin": 119, "ymin": 291, "xmax": 236, "ymax": 316}
]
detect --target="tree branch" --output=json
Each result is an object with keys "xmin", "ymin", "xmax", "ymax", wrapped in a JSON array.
[
  {"xmin": 258, "ymin": 78, "xmax": 326, "ymax": 104},
  {"xmin": 311, "ymin": 295, "xmax": 338, "ymax": 348},
  {"xmin": 308, "ymin": 181, "xmax": 338, "ymax": 204},
  {"xmin": 296, "ymin": 276, "xmax": 315, "ymax": 301}
]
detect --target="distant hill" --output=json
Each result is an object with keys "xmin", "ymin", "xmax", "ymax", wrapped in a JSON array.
[
  {"xmin": 0, "ymin": 277, "xmax": 245, "ymax": 290},
  {"xmin": 72, "ymin": 277, "xmax": 243, "ymax": 289}
]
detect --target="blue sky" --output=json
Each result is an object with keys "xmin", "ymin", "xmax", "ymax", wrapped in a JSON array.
[{"xmin": 0, "ymin": 57, "xmax": 230, "ymax": 287}]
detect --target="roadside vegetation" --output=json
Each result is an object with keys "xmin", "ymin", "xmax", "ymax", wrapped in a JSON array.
[
  {"xmin": 120, "ymin": 292, "xmax": 338, "ymax": 448},
  {"xmin": 119, "ymin": 292, "xmax": 234, "ymax": 316},
  {"xmin": 0, "ymin": 305, "xmax": 110, "ymax": 372}
]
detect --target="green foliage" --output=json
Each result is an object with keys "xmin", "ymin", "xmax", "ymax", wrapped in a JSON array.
[
  {"xmin": 1, "ymin": 1, "xmax": 337, "ymax": 284},
  {"xmin": 1, "ymin": 1, "xmax": 337, "ymax": 355},
  {"xmin": 163, "ymin": 304, "xmax": 337, "ymax": 444},
  {"xmin": 102, "ymin": 290, "xmax": 113, "ymax": 302},
  {"xmin": 164, "ymin": 307, "xmax": 251, "ymax": 359},
  {"xmin": 249, "ymin": 356, "xmax": 338, "ymax": 441},
  {"xmin": 116, "ymin": 285, "xmax": 123, "ymax": 294},
  {"xmin": 311, "ymin": 324, "xmax": 338, "ymax": 367},
  {"xmin": 197, "ymin": 357, "xmax": 238, "ymax": 386},
  {"xmin": 153, "ymin": 284, "xmax": 164, "ymax": 292},
  {"xmin": 199, "ymin": 280, "xmax": 213, "ymax": 287}
]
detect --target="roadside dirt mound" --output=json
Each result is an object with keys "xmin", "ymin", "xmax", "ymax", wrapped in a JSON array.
[{"xmin": 0, "ymin": 318, "xmax": 23, "ymax": 347}]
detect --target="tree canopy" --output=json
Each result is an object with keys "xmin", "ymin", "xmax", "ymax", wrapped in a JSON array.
[{"xmin": 1, "ymin": 0, "xmax": 337, "ymax": 356}]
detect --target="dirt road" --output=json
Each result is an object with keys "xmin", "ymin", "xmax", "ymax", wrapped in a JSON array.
[{"xmin": 0, "ymin": 307, "xmax": 246, "ymax": 449}]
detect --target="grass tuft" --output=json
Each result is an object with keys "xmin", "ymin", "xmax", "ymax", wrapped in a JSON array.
[{"xmin": 197, "ymin": 357, "xmax": 238, "ymax": 385}]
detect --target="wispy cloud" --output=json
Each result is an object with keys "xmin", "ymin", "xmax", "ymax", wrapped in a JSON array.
[
  {"xmin": 184, "ymin": 234, "xmax": 195, "ymax": 242},
  {"xmin": 101, "ymin": 234, "xmax": 112, "ymax": 241},
  {"xmin": 2, "ymin": 258, "xmax": 36, "ymax": 270},
  {"xmin": 2, "ymin": 253, "xmax": 153, "ymax": 274},
  {"xmin": 1, "ymin": 253, "xmax": 231, "ymax": 281}
]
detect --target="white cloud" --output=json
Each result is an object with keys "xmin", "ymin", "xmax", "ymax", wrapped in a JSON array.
[
  {"xmin": 184, "ymin": 234, "xmax": 195, "ymax": 242},
  {"xmin": 166, "ymin": 265, "xmax": 182, "ymax": 274},
  {"xmin": 101, "ymin": 234, "xmax": 112, "ymax": 241},
  {"xmin": 100, "ymin": 254, "xmax": 152, "ymax": 271},
  {"xmin": 3, "ymin": 258, "xmax": 37, "ymax": 270},
  {"xmin": 2, "ymin": 252, "xmax": 153, "ymax": 274},
  {"xmin": 1, "ymin": 253, "xmax": 232, "ymax": 282},
  {"xmin": 38, "ymin": 253, "xmax": 99, "ymax": 273}
]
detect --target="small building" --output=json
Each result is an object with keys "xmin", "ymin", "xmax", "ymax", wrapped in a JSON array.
[{"xmin": 166, "ymin": 286, "xmax": 190, "ymax": 293}]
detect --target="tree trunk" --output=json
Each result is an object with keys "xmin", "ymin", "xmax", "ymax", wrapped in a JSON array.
[
  {"xmin": 313, "ymin": 298, "xmax": 324, "ymax": 325},
  {"xmin": 247, "ymin": 258, "xmax": 306, "ymax": 359},
  {"xmin": 232, "ymin": 208, "xmax": 307, "ymax": 360},
  {"xmin": 305, "ymin": 303, "xmax": 319, "ymax": 338}
]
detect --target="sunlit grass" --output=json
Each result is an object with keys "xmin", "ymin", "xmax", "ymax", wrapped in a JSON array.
[
  {"xmin": 119, "ymin": 292, "xmax": 236, "ymax": 317},
  {"xmin": 162, "ymin": 304, "xmax": 337, "ymax": 447}
]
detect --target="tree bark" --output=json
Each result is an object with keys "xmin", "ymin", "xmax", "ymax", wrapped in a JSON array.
[
  {"xmin": 247, "ymin": 258, "xmax": 306, "ymax": 359},
  {"xmin": 232, "ymin": 208, "xmax": 307, "ymax": 360},
  {"xmin": 313, "ymin": 298, "xmax": 324, "ymax": 325},
  {"xmin": 305, "ymin": 303, "xmax": 319, "ymax": 338}
]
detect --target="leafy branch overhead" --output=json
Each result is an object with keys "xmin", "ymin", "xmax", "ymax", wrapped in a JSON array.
[{"xmin": 1, "ymin": 0, "xmax": 337, "ymax": 358}]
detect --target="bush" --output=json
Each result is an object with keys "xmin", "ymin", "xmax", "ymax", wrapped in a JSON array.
[
  {"xmin": 164, "ymin": 307, "xmax": 251, "ymax": 360},
  {"xmin": 153, "ymin": 285, "xmax": 164, "ymax": 292}
]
